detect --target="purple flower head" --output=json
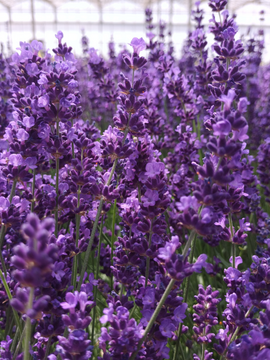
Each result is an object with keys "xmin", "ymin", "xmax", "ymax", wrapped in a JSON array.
[
  {"xmin": 160, "ymin": 319, "xmax": 176, "ymax": 338},
  {"xmin": 61, "ymin": 291, "xmax": 93, "ymax": 316},
  {"xmin": 57, "ymin": 329, "xmax": 91, "ymax": 359},
  {"xmin": 0, "ymin": 335, "xmax": 12, "ymax": 359},
  {"xmin": 156, "ymin": 342, "xmax": 170, "ymax": 359},
  {"xmin": 55, "ymin": 30, "xmax": 63, "ymax": 43},
  {"xmin": 88, "ymin": 48, "xmax": 101, "ymax": 64},
  {"xmin": 38, "ymin": 74, "xmax": 48, "ymax": 85},
  {"xmin": 158, "ymin": 236, "xmax": 180, "ymax": 261},
  {"xmin": 100, "ymin": 303, "xmax": 114, "ymax": 324},
  {"xmin": 38, "ymin": 94, "xmax": 50, "ymax": 108},
  {"xmin": 25, "ymin": 157, "xmax": 37, "ymax": 170},
  {"xmin": 232, "ymin": 125, "xmax": 249, "ymax": 142},
  {"xmin": 145, "ymin": 161, "xmax": 165, "ymax": 177},
  {"xmin": 143, "ymin": 288, "xmax": 155, "ymax": 306},
  {"xmin": 176, "ymin": 196, "xmax": 200, "ymax": 212},
  {"xmin": 238, "ymin": 97, "xmax": 250, "ymax": 113},
  {"xmin": 31, "ymin": 39, "xmax": 43, "ymax": 53},
  {"xmin": 0, "ymin": 197, "xmax": 10, "ymax": 216},
  {"xmin": 23, "ymin": 116, "xmax": 35, "ymax": 129},
  {"xmin": 213, "ymin": 119, "xmax": 231, "ymax": 136},
  {"xmin": 193, "ymin": 254, "xmax": 207, "ymax": 273},
  {"xmin": 190, "ymin": 28, "xmax": 205, "ymax": 41},
  {"xmin": 17, "ymin": 129, "xmax": 29, "ymax": 143},
  {"xmin": 68, "ymin": 79, "xmax": 78, "ymax": 89},
  {"xmin": 224, "ymin": 267, "xmax": 241, "ymax": 285},
  {"xmin": 222, "ymin": 26, "xmax": 237, "ymax": 39},
  {"xmin": 60, "ymin": 292, "xmax": 78, "ymax": 311},
  {"xmin": 239, "ymin": 218, "xmax": 251, "ymax": 232},
  {"xmin": 216, "ymin": 326, "xmax": 229, "ymax": 341},
  {"xmin": 201, "ymin": 208, "xmax": 213, "ymax": 224},
  {"xmin": 60, "ymin": 94, "xmax": 76, "ymax": 108},
  {"xmin": 146, "ymin": 32, "xmax": 155, "ymax": 40},
  {"xmin": 229, "ymin": 256, "xmax": 243, "ymax": 269},
  {"xmin": 220, "ymin": 89, "xmax": 235, "ymax": 111},
  {"xmin": 227, "ymin": 292, "xmax": 237, "ymax": 308},
  {"xmin": 129, "ymin": 37, "xmax": 146, "ymax": 55},
  {"xmin": 25, "ymin": 63, "xmax": 39, "ymax": 77},
  {"xmin": 78, "ymin": 291, "xmax": 93, "ymax": 312},
  {"xmin": 9, "ymin": 154, "xmax": 24, "ymax": 167},
  {"xmin": 141, "ymin": 309, "xmax": 154, "ymax": 326},
  {"xmin": 51, "ymin": 261, "xmax": 65, "ymax": 281},
  {"xmin": 173, "ymin": 303, "xmax": 188, "ymax": 324},
  {"xmin": 141, "ymin": 189, "xmax": 159, "ymax": 207}
]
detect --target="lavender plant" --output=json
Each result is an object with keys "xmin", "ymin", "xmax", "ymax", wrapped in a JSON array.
[{"xmin": 0, "ymin": 1, "xmax": 269, "ymax": 359}]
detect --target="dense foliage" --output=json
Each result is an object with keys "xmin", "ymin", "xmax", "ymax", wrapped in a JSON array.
[{"xmin": 0, "ymin": 1, "xmax": 269, "ymax": 359}]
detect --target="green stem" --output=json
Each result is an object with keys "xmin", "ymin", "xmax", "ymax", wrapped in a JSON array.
[
  {"xmin": 129, "ymin": 278, "xmax": 176, "ymax": 360},
  {"xmin": 0, "ymin": 269, "xmax": 22, "ymax": 334},
  {"xmin": 91, "ymin": 216, "xmax": 103, "ymax": 354},
  {"xmin": 106, "ymin": 158, "xmax": 118, "ymax": 185},
  {"xmin": 12, "ymin": 326, "xmax": 26, "ymax": 360},
  {"xmin": 182, "ymin": 229, "xmax": 197, "ymax": 258},
  {"xmin": 71, "ymin": 119, "xmax": 75, "ymax": 158},
  {"xmin": 226, "ymin": 58, "xmax": 230, "ymax": 71},
  {"xmin": 130, "ymin": 229, "xmax": 197, "ymax": 360},
  {"xmin": 218, "ymin": 11, "xmax": 222, "ymax": 25},
  {"xmin": 132, "ymin": 69, "xmax": 135, "ymax": 87},
  {"xmin": 97, "ymin": 227, "xmax": 111, "ymax": 246},
  {"xmin": 43, "ymin": 334, "xmax": 52, "ymax": 359},
  {"xmin": 55, "ymin": 157, "xmax": 59, "ymax": 237},
  {"xmin": 0, "ymin": 179, "xmax": 16, "ymax": 252},
  {"xmin": 138, "ymin": 183, "xmax": 141, "ymax": 202},
  {"xmin": 110, "ymin": 199, "xmax": 117, "ymax": 289},
  {"xmin": 221, "ymin": 306, "xmax": 254, "ymax": 360},
  {"xmin": 31, "ymin": 169, "xmax": 36, "ymax": 212},
  {"xmin": 24, "ymin": 287, "xmax": 34, "ymax": 360},
  {"xmin": 145, "ymin": 220, "xmax": 154, "ymax": 287},
  {"xmin": 202, "ymin": 329, "xmax": 206, "ymax": 360},
  {"xmin": 77, "ymin": 160, "xmax": 117, "ymax": 291},
  {"xmin": 96, "ymin": 217, "xmax": 103, "ymax": 284},
  {"xmin": 9, "ymin": 178, "xmax": 17, "ymax": 202},
  {"xmin": 129, "ymin": 302, "xmax": 138, "ymax": 320},
  {"xmin": 72, "ymin": 186, "xmax": 81, "ymax": 288},
  {"xmin": 0, "ymin": 251, "xmax": 7, "ymax": 276},
  {"xmin": 228, "ymin": 213, "xmax": 235, "ymax": 268},
  {"xmin": 11, "ymin": 324, "xmax": 20, "ymax": 354},
  {"xmin": 216, "ymin": 157, "xmax": 223, "ymax": 171},
  {"xmin": 173, "ymin": 232, "xmax": 197, "ymax": 360},
  {"xmin": 55, "ymin": 108, "xmax": 60, "ymax": 237},
  {"xmin": 0, "ymin": 224, "xmax": 6, "ymax": 251},
  {"xmin": 232, "ymin": 243, "xmax": 236, "ymax": 268},
  {"xmin": 77, "ymin": 200, "xmax": 103, "ymax": 291},
  {"xmin": 120, "ymin": 283, "xmax": 125, "ymax": 299},
  {"xmin": 77, "ymin": 70, "xmax": 131, "ymax": 292},
  {"xmin": 0, "ymin": 178, "xmax": 18, "ymax": 253}
]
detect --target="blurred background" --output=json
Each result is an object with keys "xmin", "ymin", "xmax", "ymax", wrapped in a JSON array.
[{"xmin": 0, "ymin": 0, "xmax": 268, "ymax": 60}]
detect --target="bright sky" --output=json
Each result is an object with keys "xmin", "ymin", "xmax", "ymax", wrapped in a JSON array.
[{"xmin": 0, "ymin": 0, "xmax": 268, "ymax": 61}]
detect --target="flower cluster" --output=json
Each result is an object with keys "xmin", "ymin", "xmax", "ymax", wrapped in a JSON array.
[{"xmin": 0, "ymin": 0, "xmax": 268, "ymax": 359}]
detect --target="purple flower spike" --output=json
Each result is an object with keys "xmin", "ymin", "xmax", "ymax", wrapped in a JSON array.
[
  {"xmin": 229, "ymin": 256, "xmax": 243, "ymax": 268},
  {"xmin": 158, "ymin": 236, "xmax": 180, "ymax": 261},
  {"xmin": 220, "ymin": 89, "xmax": 235, "ymax": 111},
  {"xmin": 238, "ymin": 97, "xmax": 250, "ymax": 113},
  {"xmin": 141, "ymin": 189, "xmax": 159, "ymax": 207},
  {"xmin": 129, "ymin": 37, "xmax": 146, "ymax": 55},
  {"xmin": 213, "ymin": 120, "xmax": 232, "ymax": 136},
  {"xmin": 55, "ymin": 30, "xmax": 64, "ymax": 43},
  {"xmin": 160, "ymin": 319, "xmax": 176, "ymax": 338},
  {"xmin": 60, "ymin": 292, "xmax": 78, "ymax": 310},
  {"xmin": 173, "ymin": 303, "xmax": 188, "ymax": 324}
]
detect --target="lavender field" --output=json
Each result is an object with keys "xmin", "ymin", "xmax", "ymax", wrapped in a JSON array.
[{"xmin": 0, "ymin": 1, "xmax": 269, "ymax": 359}]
